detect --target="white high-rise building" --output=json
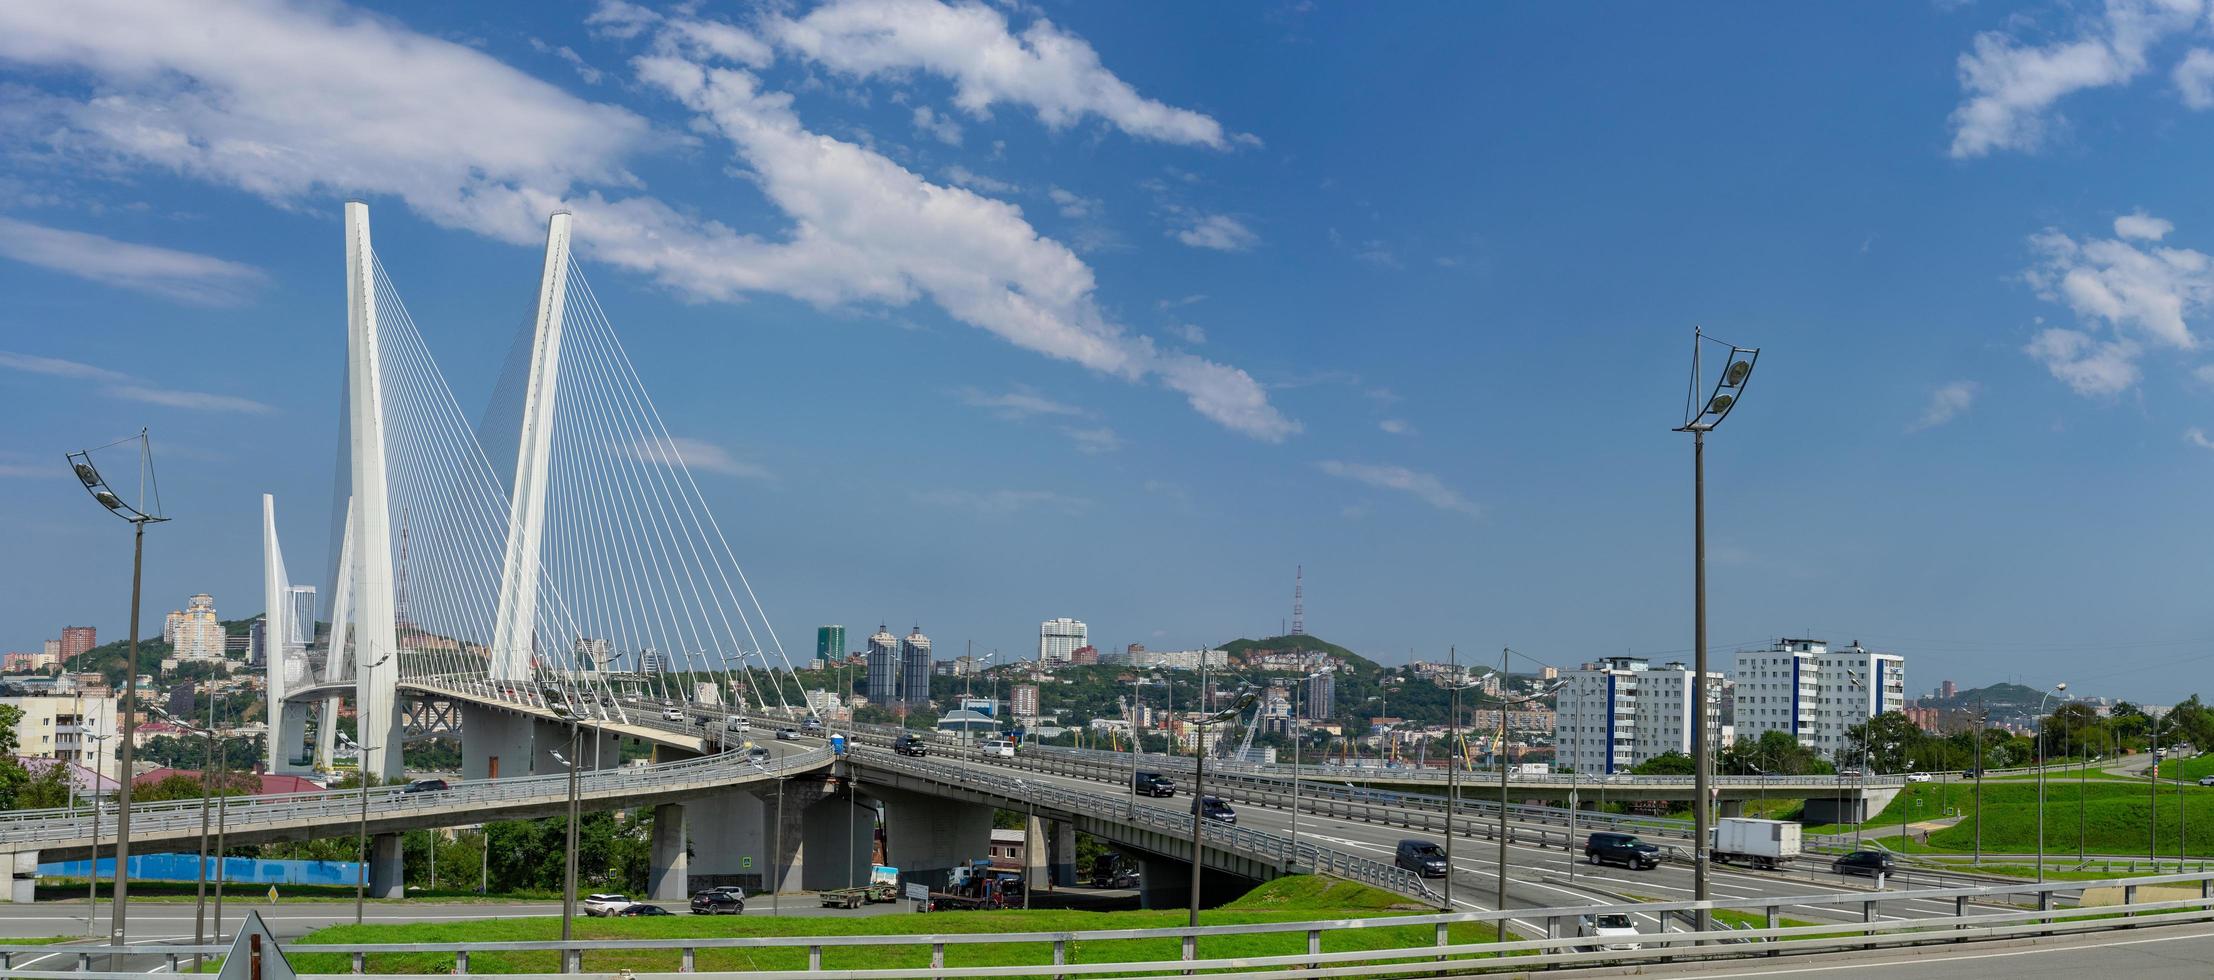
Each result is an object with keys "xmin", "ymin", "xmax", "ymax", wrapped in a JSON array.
[
  {"xmin": 163, "ymin": 594, "xmax": 226, "ymax": 662},
  {"xmin": 1039, "ymin": 618, "xmax": 1087, "ymax": 665},
  {"xmin": 1556, "ymin": 657, "xmax": 1722, "ymax": 775},
  {"xmin": 1731, "ymin": 639, "xmax": 1905, "ymax": 762}
]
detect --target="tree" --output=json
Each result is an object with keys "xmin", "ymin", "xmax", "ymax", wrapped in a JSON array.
[{"xmin": 1632, "ymin": 751, "xmax": 1696, "ymax": 776}]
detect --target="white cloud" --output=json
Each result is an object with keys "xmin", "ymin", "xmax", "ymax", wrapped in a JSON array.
[
  {"xmin": 769, "ymin": 0, "xmax": 1241, "ymax": 149},
  {"xmin": 0, "ymin": 0, "xmax": 1295, "ymax": 441},
  {"xmin": 1353, "ymin": 240, "xmax": 1400, "ymax": 268},
  {"xmin": 2026, "ymin": 328, "xmax": 2140, "ymax": 396},
  {"xmin": 2187, "ymin": 426, "xmax": 2214, "ymax": 449},
  {"xmin": 633, "ymin": 49, "xmax": 1298, "ymax": 441},
  {"xmin": 1315, "ymin": 460, "xmax": 1478, "ymax": 516},
  {"xmin": 2026, "ymin": 219, "xmax": 2214, "ymax": 350},
  {"xmin": 1168, "ymin": 323, "xmax": 1207, "ymax": 345},
  {"xmin": 913, "ymin": 487, "xmax": 1091, "ymax": 515},
  {"xmin": 1155, "ymin": 294, "xmax": 1207, "ymax": 310},
  {"xmin": 1378, "ymin": 418, "xmax": 1413, "ymax": 435},
  {"xmin": 1065, "ymin": 425, "xmax": 1123, "ymax": 453},
  {"xmin": 2176, "ymin": 47, "xmax": 2214, "ymax": 107},
  {"xmin": 912, "ymin": 105, "xmax": 963, "ymax": 145},
  {"xmin": 0, "ymin": 349, "xmax": 272, "ymax": 412},
  {"xmin": 621, "ymin": 434, "xmax": 773, "ymax": 480},
  {"xmin": 1948, "ymin": 0, "xmax": 2203, "ymax": 158},
  {"xmin": 1908, "ymin": 380, "xmax": 1980, "ymax": 431},
  {"xmin": 2116, "ymin": 209, "xmax": 2176, "ymax": 241},
  {"xmin": 941, "ymin": 165, "xmax": 1019, "ymax": 195},
  {"xmin": 0, "ymin": 216, "xmax": 266, "ymax": 306},
  {"xmin": 530, "ymin": 38, "xmax": 606, "ymax": 85},
  {"xmin": 1174, "ymin": 213, "xmax": 1258, "ymax": 252},
  {"xmin": 955, "ymin": 384, "xmax": 1086, "ymax": 419},
  {"xmin": 1047, "ymin": 186, "xmax": 1098, "ymax": 219}
]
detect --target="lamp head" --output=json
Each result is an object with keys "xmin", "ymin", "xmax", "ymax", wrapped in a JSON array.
[
  {"xmin": 2055, "ymin": 682, "xmax": 2068, "ymax": 692},
  {"xmin": 1676, "ymin": 332, "xmax": 1761, "ymax": 433}
]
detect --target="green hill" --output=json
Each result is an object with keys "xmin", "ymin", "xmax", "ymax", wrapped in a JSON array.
[
  {"xmin": 1217, "ymin": 634, "xmax": 1382, "ymax": 673},
  {"xmin": 1924, "ymin": 683, "xmax": 2047, "ymax": 712}
]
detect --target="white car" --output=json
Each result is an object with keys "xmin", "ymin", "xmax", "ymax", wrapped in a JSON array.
[
  {"xmin": 1905, "ymin": 772, "xmax": 1934, "ymax": 783},
  {"xmin": 980, "ymin": 738, "xmax": 1016, "ymax": 759},
  {"xmin": 1577, "ymin": 912, "xmax": 1642, "ymax": 951},
  {"xmin": 583, "ymin": 893, "xmax": 632, "ymax": 917},
  {"xmin": 725, "ymin": 716, "xmax": 751, "ymax": 733},
  {"xmin": 661, "ymin": 708, "xmax": 685, "ymax": 722}
]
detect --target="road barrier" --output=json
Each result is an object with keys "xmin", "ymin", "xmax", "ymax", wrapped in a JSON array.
[{"xmin": 11, "ymin": 870, "xmax": 2214, "ymax": 978}]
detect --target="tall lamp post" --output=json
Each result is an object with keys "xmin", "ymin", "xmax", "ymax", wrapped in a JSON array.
[
  {"xmin": 1672, "ymin": 329, "xmax": 1758, "ymax": 935},
  {"xmin": 67, "ymin": 431, "xmax": 170, "ymax": 956},
  {"xmin": 1487, "ymin": 649, "xmax": 1565, "ymax": 940},
  {"xmin": 353, "ymin": 653, "xmax": 392, "ymax": 926},
  {"xmin": 1187, "ymin": 690, "xmax": 1257, "ymax": 928},
  {"xmin": 1290, "ymin": 667, "xmax": 1330, "ymax": 865},
  {"xmin": 2036, "ymin": 682, "xmax": 2068, "ymax": 883},
  {"xmin": 1440, "ymin": 648, "xmax": 1477, "ymax": 913},
  {"xmin": 551, "ymin": 702, "xmax": 600, "ymax": 946}
]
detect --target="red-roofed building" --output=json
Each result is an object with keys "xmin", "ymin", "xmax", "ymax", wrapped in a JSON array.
[{"xmin": 134, "ymin": 768, "xmax": 324, "ymax": 795}]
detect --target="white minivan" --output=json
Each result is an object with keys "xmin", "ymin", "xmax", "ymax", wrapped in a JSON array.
[
  {"xmin": 979, "ymin": 738, "xmax": 1016, "ymax": 759},
  {"xmin": 725, "ymin": 716, "xmax": 751, "ymax": 733}
]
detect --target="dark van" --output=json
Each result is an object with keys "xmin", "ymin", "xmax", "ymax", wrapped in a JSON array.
[{"xmin": 1192, "ymin": 795, "xmax": 1236, "ymax": 824}]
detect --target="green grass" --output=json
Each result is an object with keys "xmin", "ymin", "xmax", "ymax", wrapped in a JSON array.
[
  {"xmin": 1812, "ymin": 781, "xmax": 2214, "ymax": 857},
  {"xmin": 33, "ymin": 879, "xmax": 559, "ymax": 903},
  {"xmin": 0, "ymin": 937, "xmax": 78, "ymax": 946},
  {"xmin": 2160, "ymin": 753, "xmax": 2214, "ymax": 784},
  {"xmin": 265, "ymin": 877, "xmax": 1519, "ymax": 975},
  {"xmin": 1942, "ymin": 862, "xmax": 2214, "ymax": 881}
]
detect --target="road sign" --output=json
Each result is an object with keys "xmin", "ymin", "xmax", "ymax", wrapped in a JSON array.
[
  {"xmin": 741, "ymin": 856, "xmax": 753, "ymax": 869},
  {"xmin": 905, "ymin": 882, "xmax": 929, "ymax": 902}
]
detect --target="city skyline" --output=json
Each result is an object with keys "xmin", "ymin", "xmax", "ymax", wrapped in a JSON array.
[{"xmin": 7, "ymin": 3, "xmax": 2214, "ymax": 702}]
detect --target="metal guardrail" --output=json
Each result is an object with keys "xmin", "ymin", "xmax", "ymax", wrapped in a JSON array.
[
  {"xmin": 0, "ymin": 745, "xmax": 831, "ymax": 850},
  {"xmin": 11, "ymin": 870, "xmax": 2214, "ymax": 977},
  {"xmin": 849, "ymin": 746, "xmax": 1443, "ymax": 904}
]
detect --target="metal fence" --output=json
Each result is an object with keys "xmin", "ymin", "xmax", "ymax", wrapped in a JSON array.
[{"xmin": 11, "ymin": 869, "xmax": 2212, "ymax": 978}]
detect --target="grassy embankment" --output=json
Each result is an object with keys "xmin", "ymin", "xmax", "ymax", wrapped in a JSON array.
[
  {"xmin": 270, "ymin": 876, "xmax": 1518, "ymax": 975},
  {"xmin": 1809, "ymin": 780, "xmax": 2214, "ymax": 858}
]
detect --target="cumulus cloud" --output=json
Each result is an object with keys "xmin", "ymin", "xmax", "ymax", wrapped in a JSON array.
[
  {"xmin": 1908, "ymin": 381, "xmax": 1980, "ymax": 431},
  {"xmin": 769, "ymin": 0, "xmax": 1241, "ymax": 148},
  {"xmin": 2116, "ymin": 209, "xmax": 2176, "ymax": 241},
  {"xmin": 0, "ymin": 216, "xmax": 267, "ymax": 306},
  {"xmin": 1047, "ymin": 186, "xmax": 1099, "ymax": 219},
  {"xmin": 1174, "ymin": 213, "xmax": 1259, "ymax": 251},
  {"xmin": 2187, "ymin": 426, "xmax": 2214, "ymax": 449},
  {"xmin": 1315, "ymin": 460, "xmax": 1477, "ymax": 516},
  {"xmin": 912, "ymin": 105, "xmax": 963, "ymax": 145},
  {"xmin": 941, "ymin": 165, "xmax": 1018, "ymax": 195},
  {"xmin": 0, "ymin": 349, "xmax": 272, "ymax": 413},
  {"xmin": 1065, "ymin": 425, "xmax": 1123, "ymax": 454},
  {"xmin": 2026, "ymin": 328, "xmax": 2140, "ymax": 396},
  {"xmin": 0, "ymin": 0, "xmax": 1295, "ymax": 441},
  {"xmin": 621, "ymin": 434, "xmax": 773, "ymax": 480},
  {"xmin": 2176, "ymin": 47, "xmax": 2214, "ymax": 107},
  {"xmin": 2026, "ymin": 217, "xmax": 2214, "ymax": 351},
  {"xmin": 1948, "ymin": 0, "xmax": 2202, "ymax": 158}
]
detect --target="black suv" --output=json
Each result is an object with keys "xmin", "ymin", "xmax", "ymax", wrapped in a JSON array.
[
  {"xmin": 1584, "ymin": 832, "xmax": 1661, "ymax": 870},
  {"xmin": 1133, "ymin": 771, "xmax": 1175, "ymax": 797},
  {"xmin": 689, "ymin": 887, "xmax": 744, "ymax": 914},
  {"xmin": 892, "ymin": 734, "xmax": 928, "ymax": 757},
  {"xmin": 400, "ymin": 778, "xmax": 450, "ymax": 794},
  {"xmin": 1832, "ymin": 850, "xmax": 1896, "ymax": 878},
  {"xmin": 1395, "ymin": 839, "xmax": 1449, "ymax": 878},
  {"xmin": 1192, "ymin": 795, "xmax": 1236, "ymax": 824}
]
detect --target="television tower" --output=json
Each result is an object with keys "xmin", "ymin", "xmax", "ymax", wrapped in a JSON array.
[{"xmin": 1291, "ymin": 565, "xmax": 1305, "ymax": 635}]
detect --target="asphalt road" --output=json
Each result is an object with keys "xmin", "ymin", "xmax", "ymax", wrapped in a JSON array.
[{"xmin": 1571, "ymin": 920, "xmax": 2214, "ymax": 979}]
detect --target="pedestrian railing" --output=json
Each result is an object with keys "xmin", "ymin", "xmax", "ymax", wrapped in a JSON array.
[{"xmin": 11, "ymin": 869, "xmax": 2214, "ymax": 978}]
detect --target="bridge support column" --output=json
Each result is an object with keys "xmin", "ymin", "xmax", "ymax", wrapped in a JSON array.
[
  {"xmin": 461, "ymin": 704, "xmax": 533, "ymax": 781},
  {"xmin": 4, "ymin": 851, "xmax": 35, "ymax": 903},
  {"xmin": 1052, "ymin": 820, "xmax": 1077, "ymax": 888},
  {"xmin": 794, "ymin": 783, "xmax": 875, "ymax": 892},
  {"xmin": 871, "ymin": 786, "xmax": 992, "ymax": 893},
  {"xmin": 649, "ymin": 803, "xmax": 688, "ymax": 902},
  {"xmin": 1136, "ymin": 855, "xmax": 1187, "ymax": 910},
  {"xmin": 1025, "ymin": 814, "xmax": 1049, "ymax": 892},
  {"xmin": 368, "ymin": 833, "xmax": 404, "ymax": 899}
]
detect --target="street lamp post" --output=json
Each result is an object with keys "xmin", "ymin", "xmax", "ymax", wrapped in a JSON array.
[
  {"xmin": 354, "ymin": 653, "xmax": 392, "ymax": 926},
  {"xmin": 83, "ymin": 732, "xmax": 109, "ymax": 937},
  {"xmin": 1672, "ymin": 329, "xmax": 1758, "ymax": 936},
  {"xmin": 1291, "ymin": 667, "xmax": 1328, "ymax": 867},
  {"xmin": 68, "ymin": 432, "xmax": 170, "ymax": 958},
  {"xmin": 1973, "ymin": 702, "xmax": 1986, "ymax": 866},
  {"xmin": 1186, "ymin": 687, "xmax": 1257, "ymax": 929},
  {"xmin": 1487, "ymin": 651, "xmax": 1565, "ymax": 941},
  {"xmin": 1442, "ymin": 648, "xmax": 1472, "ymax": 913},
  {"xmin": 2037, "ymin": 682, "xmax": 2068, "ymax": 883}
]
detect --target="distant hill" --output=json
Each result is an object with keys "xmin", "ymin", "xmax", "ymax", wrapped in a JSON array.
[
  {"xmin": 1924, "ymin": 682, "xmax": 2046, "ymax": 712},
  {"xmin": 1217, "ymin": 634, "xmax": 1382, "ymax": 673}
]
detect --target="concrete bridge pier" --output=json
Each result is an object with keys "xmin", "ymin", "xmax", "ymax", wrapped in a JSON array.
[
  {"xmin": 1719, "ymin": 799, "xmax": 1745, "ymax": 818},
  {"xmin": 368, "ymin": 833, "xmax": 404, "ymax": 899},
  {"xmin": 1802, "ymin": 785, "xmax": 1898, "ymax": 825},
  {"xmin": 1052, "ymin": 820, "xmax": 1077, "ymax": 887},
  {"xmin": 649, "ymin": 803, "xmax": 688, "ymax": 901},
  {"xmin": 5, "ymin": 851, "xmax": 35, "ymax": 902},
  {"xmin": 871, "ymin": 785, "xmax": 993, "ymax": 893},
  {"xmin": 799, "ymin": 782, "xmax": 878, "ymax": 892},
  {"xmin": 461, "ymin": 704, "xmax": 533, "ymax": 780},
  {"xmin": 680, "ymin": 778, "xmax": 870, "ymax": 895}
]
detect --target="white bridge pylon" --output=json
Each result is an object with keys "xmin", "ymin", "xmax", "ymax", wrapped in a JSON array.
[{"xmin": 277, "ymin": 203, "xmax": 809, "ymax": 780}]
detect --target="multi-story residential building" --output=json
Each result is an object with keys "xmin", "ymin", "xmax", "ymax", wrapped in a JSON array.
[
  {"xmin": 865, "ymin": 625, "xmax": 900, "ymax": 703},
  {"xmin": 1556, "ymin": 657, "xmax": 1722, "ymax": 775},
  {"xmin": 1731, "ymin": 638, "xmax": 1906, "ymax": 761},
  {"xmin": 60, "ymin": 626, "xmax": 97, "ymax": 662},
  {"xmin": 639, "ymin": 648, "xmax": 667, "ymax": 674},
  {"xmin": 1156, "ymin": 649, "xmax": 1229, "ymax": 671},
  {"xmin": 1069, "ymin": 645, "xmax": 1099, "ymax": 666},
  {"xmin": 163, "ymin": 594, "xmax": 226, "ymax": 661},
  {"xmin": 3, "ymin": 690, "xmax": 122, "ymax": 781},
  {"xmin": 2, "ymin": 651, "xmax": 60, "ymax": 673},
  {"xmin": 899, "ymin": 626, "xmax": 933, "ymax": 709},
  {"xmin": 1039, "ymin": 618, "xmax": 1087, "ymax": 665},
  {"xmin": 42, "ymin": 639, "xmax": 61, "ymax": 660},
  {"xmin": 1304, "ymin": 671, "xmax": 1334, "ymax": 720},
  {"xmin": 1011, "ymin": 683, "xmax": 1041, "ymax": 720},
  {"xmin": 816, "ymin": 625, "xmax": 845, "ymax": 665}
]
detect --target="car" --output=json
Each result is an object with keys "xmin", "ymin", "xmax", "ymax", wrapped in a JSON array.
[
  {"xmin": 1394, "ymin": 839, "xmax": 1449, "ymax": 878},
  {"xmin": 2199, "ymin": 776, "xmax": 2214, "ymax": 787},
  {"xmin": 745, "ymin": 746, "xmax": 772, "ymax": 763},
  {"xmin": 1961, "ymin": 768, "xmax": 1981, "ymax": 779},
  {"xmin": 690, "ymin": 887, "xmax": 745, "ymax": 914},
  {"xmin": 775, "ymin": 728, "xmax": 798, "ymax": 741},
  {"xmin": 1837, "ymin": 768, "xmax": 1862, "ymax": 779},
  {"xmin": 1832, "ymin": 850, "xmax": 1897, "ymax": 878},
  {"xmin": 979, "ymin": 738, "xmax": 1016, "ymax": 758},
  {"xmin": 1133, "ymin": 771, "xmax": 1175, "ymax": 797},
  {"xmin": 1905, "ymin": 772, "xmax": 1933, "ymax": 783},
  {"xmin": 1577, "ymin": 912, "xmax": 1642, "ymax": 952},
  {"xmin": 801, "ymin": 718, "xmax": 824, "ymax": 733},
  {"xmin": 1584, "ymin": 832, "xmax": 1661, "ymax": 870},
  {"xmin": 616, "ymin": 903, "xmax": 673, "ymax": 916},
  {"xmin": 661, "ymin": 708, "xmax": 685, "ymax": 722},
  {"xmin": 1193, "ymin": 796, "xmax": 1237, "ymax": 824},
  {"xmin": 893, "ymin": 734, "xmax": 928, "ymax": 757},
  {"xmin": 725, "ymin": 716, "xmax": 752, "ymax": 733},
  {"xmin": 582, "ymin": 893, "xmax": 632, "ymax": 917},
  {"xmin": 400, "ymin": 778, "xmax": 450, "ymax": 794}
]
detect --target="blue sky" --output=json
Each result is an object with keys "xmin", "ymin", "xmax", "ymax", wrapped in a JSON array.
[{"xmin": 4, "ymin": 1, "xmax": 2214, "ymax": 701}]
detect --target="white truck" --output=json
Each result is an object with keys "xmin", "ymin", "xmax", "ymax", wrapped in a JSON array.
[
  {"xmin": 1576, "ymin": 912, "xmax": 1642, "ymax": 951},
  {"xmin": 1710, "ymin": 817, "xmax": 1801, "ymax": 870}
]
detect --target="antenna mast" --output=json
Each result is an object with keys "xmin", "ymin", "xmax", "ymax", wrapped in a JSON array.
[{"xmin": 1291, "ymin": 565, "xmax": 1305, "ymax": 636}]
